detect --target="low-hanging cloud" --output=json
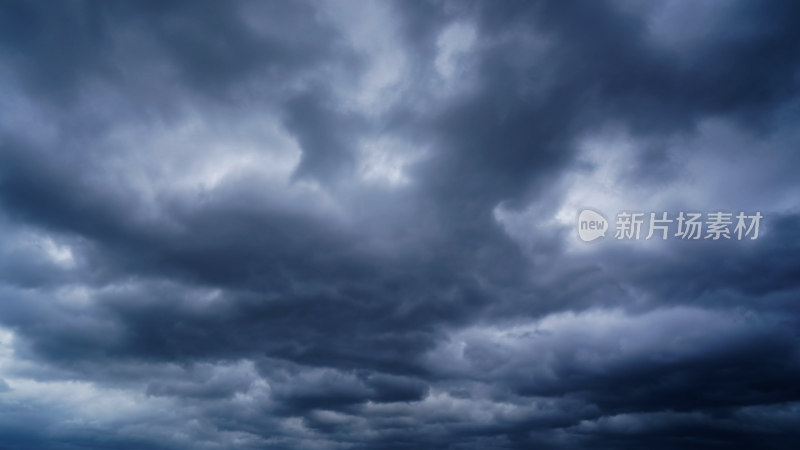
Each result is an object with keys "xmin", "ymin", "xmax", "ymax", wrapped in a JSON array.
[{"xmin": 1, "ymin": 0, "xmax": 799, "ymax": 448}]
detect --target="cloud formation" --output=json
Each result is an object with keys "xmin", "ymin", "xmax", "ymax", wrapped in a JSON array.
[{"xmin": 0, "ymin": 0, "xmax": 799, "ymax": 448}]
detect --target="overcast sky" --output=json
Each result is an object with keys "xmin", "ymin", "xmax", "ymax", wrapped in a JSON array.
[{"xmin": 1, "ymin": 1, "xmax": 800, "ymax": 449}]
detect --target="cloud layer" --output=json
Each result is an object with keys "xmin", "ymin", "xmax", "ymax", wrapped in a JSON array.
[{"xmin": 1, "ymin": 0, "xmax": 799, "ymax": 448}]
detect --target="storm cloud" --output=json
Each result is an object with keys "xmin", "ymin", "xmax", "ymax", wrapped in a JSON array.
[{"xmin": 1, "ymin": 0, "xmax": 799, "ymax": 448}]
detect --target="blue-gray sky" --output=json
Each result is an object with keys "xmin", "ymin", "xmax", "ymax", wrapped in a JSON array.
[{"xmin": 1, "ymin": 1, "xmax": 799, "ymax": 449}]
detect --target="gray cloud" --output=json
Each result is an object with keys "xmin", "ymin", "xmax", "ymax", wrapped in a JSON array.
[{"xmin": 0, "ymin": 0, "xmax": 799, "ymax": 448}]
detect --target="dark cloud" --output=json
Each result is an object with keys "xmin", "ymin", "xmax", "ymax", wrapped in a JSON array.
[{"xmin": 0, "ymin": 0, "xmax": 799, "ymax": 448}]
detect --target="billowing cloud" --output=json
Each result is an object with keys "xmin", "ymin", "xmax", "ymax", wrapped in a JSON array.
[{"xmin": 1, "ymin": 0, "xmax": 799, "ymax": 448}]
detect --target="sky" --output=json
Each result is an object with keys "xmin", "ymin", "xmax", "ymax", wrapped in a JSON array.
[{"xmin": 0, "ymin": 0, "xmax": 799, "ymax": 449}]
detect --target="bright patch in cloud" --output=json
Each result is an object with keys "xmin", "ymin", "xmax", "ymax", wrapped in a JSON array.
[{"xmin": 435, "ymin": 22, "xmax": 477, "ymax": 80}]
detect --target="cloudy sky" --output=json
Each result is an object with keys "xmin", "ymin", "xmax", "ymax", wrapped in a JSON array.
[{"xmin": 1, "ymin": 0, "xmax": 799, "ymax": 448}]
